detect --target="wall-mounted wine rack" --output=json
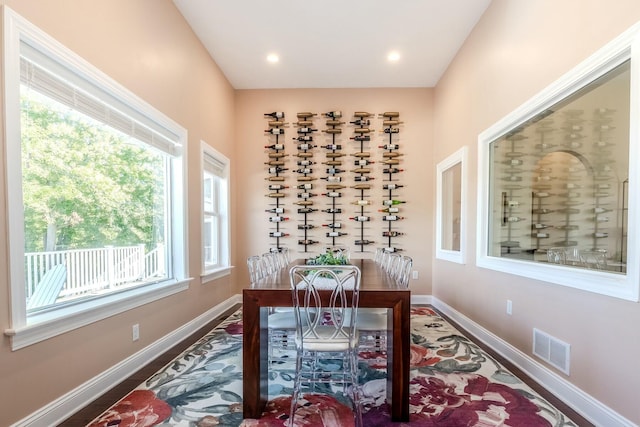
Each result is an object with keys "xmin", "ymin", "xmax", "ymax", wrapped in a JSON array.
[
  {"xmin": 264, "ymin": 112, "xmax": 288, "ymax": 252},
  {"xmin": 261, "ymin": 109, "xmax": 406, "ymax": 257},
  {"xmin": 379, "ymin": 112, "xmax": 405, "ymax": 253}
]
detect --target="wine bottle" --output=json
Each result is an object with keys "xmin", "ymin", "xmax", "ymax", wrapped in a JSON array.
[
  {"xmin": 298, "ymin": 224, "xmax": 314, "ymax": 230},
  {"xmin": 326, "ymin": 231, "xmax": 347, "ymax": 237},
  {"xmin": 351, "ymin": 152, "xmax": 371, "ymax": 158},
  {"xmin": 379, "ymin": 207, "xmax": 399, "ymax": 213},
  {"xmin": 352, "ymin": 168, "xmax": 371, "ymax": 174},
  {"xmin": 350, "ymin": 119, "xmax": 370, "ymax": 126},
  {"xmin": 294, "ymin": 200, "xmax": 313, "ymax": 206},
  {"xmin": 267, "ymin": 120, "xmax": 287, "ymax": 127},
  {"xmin": 350, "ymin": 135, "xmax": 371, "ymax": 142},
  {"xmin": 383, "ymin": 247, "xmax": 403, "ymax": 253},
  {"xmin": 265, "ymin": 128, "xmax": 285, "ymax": 135},
  {"xmin": 323, "ymin": 222, "xmax": 342, "ymax": 228},
  {"xmin": 382, "ymin": 128, "xmax": 400, "ymax": 134},
  {"xmin": 323, "ymin": 160, "xmax": 342, "ymax": 166},
  {"xmin": 294, "ymin": 120, "xmax": 313, "ymax": 127},
  {"xmin": 532, "ymin": 223, "xmax": 549, "ymax": 229},
  {"xmin": 296, "ymin": 160, "xmax": 315, "ymax": 166},
  {"xmin": 383, "ymin": 152, "xmax": 403, "ymax": 158},
  {"xmin": 326, "ymin": 184, "xmax": 346, "ymax": 190},
  {"xmin": 268, "ymin": 167, "xmax": 288, "ymax": 174},
  {"xmin": 382, "ymin": 120, "xmax": 403, "ymax": 126},
  {"xmin": 325, "ymin": 120, "xmax": 345, "ymax": 126},
  {"xmin": 349, "ymin": 216, "xmax": 370, "ymax": 222},
  {"xmin": 265, "ymin": 207, "xmax": 285, "ymax": 214},
  {"xmin": 594, "ymin": 207, "xmax": 612, "ymax": 214},
  {"xmin": 268, "ymin": 184, "xmax": 288, "ymax": 190},
  {"xmin": 297, "ymin": 183, "xmax": 313, "ymax": 189},
  {"xmin": 379, "ymin": 144, "xmax": 400, "ymax": 150},
  {"xmin": 383, "ymin": 215, "xmax": 404, "ymax": 221},
  {"xmin": 593, "ymin": 232, "xmax": 609, "ymax": 238},
  {"xmin": 295, "ymin": 152, "xmax": 313, "ymax": 158},
  {"xmin": 322, "ymin": 208, "xmax": 342, "ymax": 214},
  {"xmin": 323, "ymin": 128, "xmax": 342, "ymax": 134},
  {"xmin": 266, "ymin": 176, "xmax": 285, "ymax": 182},
  {"xmin": 382, "ymin": 183, "xmax": 403, "ymax": 190},
  {"xmin": 383, "ymin": 200, "xmax": 406, "ymax": 206},
  {"xmin": 268, "ymin": 152, "xmax": 288, "ymax": 158},
  {"xmin": 297, "ymin": 192, "xmax": 317, "ymax": 199},
  {"xmin": 297, "ymin": 112, "xmax": 316, "ymax": 118},
  {"xmin": 265, "ymin": 160, "xmax": 285, "ymax": 166},
  {"xmin": 297, "ymin": 127, "xmax": 317, "ymax": 134},
  {"xmin": 355, "ymin": 239, "xmax": 374, "ymax": 245},
  {"xmin": 532, "ymin": 233, "xmax": 549, "ymax": 238},
  {"xmin": 296, "ymin": 176, "xmax": 316, "ymax": 182},
  {"xmin": 321, "ymin": 144, "xmax": 342, "ymax": 150},
  {"xmin": 298, "ymin": 239, "xmax": 318, "ymax": 245},
  {"xmin": 321, "ymin": 176, "xmax": 341, "ymax": 182},
  {"xmin": 506, "ymin": 216, "xmax": 526, "ymax": 222},
  {"xmin": 382, "ymin": 231, "xmax": 404, "ymax": 237},
  {"xmin": 294, "ymin": 168, "xmax": 313, "ymax": 174},
  {"xmin": 352, "ymin": 200, "xmax": 371, "ymax": 206},
  {"xmin": 351, "ymin": 184, "xmax": 372, "ymax": 190},
  {"xmin": 326, "ymin": 168, "xmax": 345, "ymax": 174},
  {"xmin": 269, "ymin": 216, "xmax": 289, "ymax": 222},
  {"xmin": 293, "ymin": 135, "xmax": 313, "ymax": 142},
  {"xmin": 383, "ymin": 168, "xmax": 404, "ymax": 174},
  {"xmin": 297, "ymin": 143, "xmax": 316, "ymax": 150},
  {"xmin": 354, "ymin": 111, "xmax": 373, "ymax": 117},
  {"xmin": 382, "ymin": 159, "xmax": 401, "ymax": 165},
  {"xmin": 324, "ymin": 111, "xmax": 342, "ymax": 118},
  {"xmin": 354, "ymin": 159, "xmax": 373, "ymax": 166},
  {"xmin": 264, "ymin": 111, "xmax": 285, "ymax": 119},
  {"xmin": 269, "ymin": 231, "xmax": 289, "ymax": 237},
  {"xmin": 379, "ymin": 112, "xmax": 400, "ymax": 118},
  {"xmin": 264, "ymin": 143, "xmax": 285, "ymax": 149},
  {"xmin": 325, "ymin": 152, "xmax": 345, "ymax": 158},
  {"xmin": 298, "ymin": 207, "xmax": 318, "ymax": 214},
  {"xmin": 322, "ymin": 192, "xmax": 341, "ymax": 198},
  {"xmin": 354, "ymin": 176, "xmax": 374, "ymax": 182},
  {"xmin": 354, "ymin": 128, "xmax": 373, "ymax": 134}
]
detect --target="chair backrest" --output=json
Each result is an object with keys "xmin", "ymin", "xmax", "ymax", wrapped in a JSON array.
[
  {"xmin": 374, "ymin": 247, "xmax": 384, "ymax": 264},
  {"xmin": 580, "ymin": 250, "xmax": 607, "ymax": 270},
  {"xmin": 397, "ymin": 256, "xmax": 413, "ymax": 288},
  {"xmin": 289, "ymin": 265, "xmax": 361, "ymax": 348},
  {"xmin": 247, "ymin": 255, "xmax": 266, "ymax": 283},
  {"xmin": 261, "ymin": 252, "xmax": 278, "ymax": 274},
  {"xmin": 27, "ymin": 264, "xmax": 67, "ymax": 310},
  {"xmin": 385, "ymin": 253, "xmax": 401, "ymax": 276}
]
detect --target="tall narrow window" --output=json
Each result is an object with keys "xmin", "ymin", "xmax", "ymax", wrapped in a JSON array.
[
  {"xmin": 3, "ymin": 9, "xmax": 187, "ymax": 349},
  {"xmin": 436, "ymin": 147, "xmax": 467, "ymax": 263},
  {"xmin": 202, "ymin": 143, "xmax": 230, "ymax": 278}
]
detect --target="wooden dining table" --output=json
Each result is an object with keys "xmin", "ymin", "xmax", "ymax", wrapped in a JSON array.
[{"xmin": 242, "ymin": 258, "xmax": 411, "ymax": 421}]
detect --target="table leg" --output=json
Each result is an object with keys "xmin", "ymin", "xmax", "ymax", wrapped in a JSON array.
[
  {"xmin": 242, "ymin": 292, "xmax": 268, "ymax": 418},
  {"xmin": 387, "ymin": 296, "xmax": 411, "ymax": 421}
]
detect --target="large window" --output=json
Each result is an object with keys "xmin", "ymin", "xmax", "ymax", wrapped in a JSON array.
[
  {"xmin": 436, "ymin": 146, "xmax": 467, "ymax": 264},
  {"xmin": 477, "ymin": 23, "xmax": 640, "ymax": 301},
  {"xmin": 3, "ymin": 8, "xmax": 188, "ymax": 349},
  {"xmin": 201, "ymin": 143, "xmax": 230, "ymax": 279}
]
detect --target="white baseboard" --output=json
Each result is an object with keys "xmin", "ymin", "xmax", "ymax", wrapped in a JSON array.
[
  {"xmin": 431, "ymin": 296, "xmax": 637, "ymax": 427},
  {"xmin": 12, "ymin": 294, "xmax": 242, "ymax": 427}
]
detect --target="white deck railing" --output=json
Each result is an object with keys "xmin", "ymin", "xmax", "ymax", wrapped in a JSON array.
[{"xmin": 25, "ymin": 244, "xmax": 165, "ymax": 300}]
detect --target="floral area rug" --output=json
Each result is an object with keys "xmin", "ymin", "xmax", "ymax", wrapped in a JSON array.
[{"xmin": 87, "ymin": 307, "xmax": 578, "ymax": 427}]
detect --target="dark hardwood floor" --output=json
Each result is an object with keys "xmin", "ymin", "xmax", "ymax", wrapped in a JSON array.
[{"xmin": 60, "ymin": 303, "xmax": 593, "ymax": 426}]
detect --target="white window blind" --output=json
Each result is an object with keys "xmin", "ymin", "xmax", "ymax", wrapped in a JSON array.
[
  {"xmin": 20, "ymin": 41, "xmax": 181, "ymax": 156},
  {"xmin": 203, "ymin": 150, "xmax": 227, "ymax": 177}
]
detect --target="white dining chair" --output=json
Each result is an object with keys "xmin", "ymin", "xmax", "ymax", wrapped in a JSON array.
[{"xmin": 289, "ymin": 265, "xmax": 363, "ymax": 427}]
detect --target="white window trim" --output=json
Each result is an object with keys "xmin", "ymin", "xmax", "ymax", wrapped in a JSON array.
[
  {"xmin": 477, "ymin": 21, "xmax": 640, "ymax": 302},
  {"xmin": 436, "ymin": 146, "xmax": 467, "ymax": 264},
  {"xmin": 201, "ymin": 141, "xmax": 231, "ymax": 280},
  {"xmin": 2, "ymin": 7, "xmax": 190, "ymax": 350}
]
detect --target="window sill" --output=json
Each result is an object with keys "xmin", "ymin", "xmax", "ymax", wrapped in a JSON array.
[
  {"xmin": 5, "ymin": 278, "xmax": 192, "ymax": 351},
  {"xmin": 201, "ymin": 266, "xmax": 234, "ymax": 284}
]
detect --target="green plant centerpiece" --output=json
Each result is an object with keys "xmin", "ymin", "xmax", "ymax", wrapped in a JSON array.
[{"xmin": 306, "ymin": 249, "xmax": 349, "ymax": 266}]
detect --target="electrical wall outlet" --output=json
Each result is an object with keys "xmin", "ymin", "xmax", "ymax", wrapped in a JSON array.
[
  {"xmin": 132, "ymin": 323, "xmax": 140, "ymax": 341},
  {"xmin": 506, "ymin": 300, "xmax": 513, "ymax": 315},
  {"xmin": 412, "ymin": 270, "xmax": 418, "ymax": 280}
]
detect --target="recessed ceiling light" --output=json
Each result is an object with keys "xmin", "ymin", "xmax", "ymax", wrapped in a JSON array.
[
  {"xmin": 387, "ymin": 51, "xmax": 400, "ymax": 62},
  {"xmin": 266, "ymin": 53, "xmax": 279, "ymax": 63}
]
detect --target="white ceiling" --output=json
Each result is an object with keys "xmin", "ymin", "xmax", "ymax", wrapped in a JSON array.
[{"xmin": 173, "ymin": 0, "xmax": 491, "ymax": 90}]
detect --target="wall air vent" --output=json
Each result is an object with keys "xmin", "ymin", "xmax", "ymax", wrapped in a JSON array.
[{"xmin": 533, "ymin": 328, "xmax": 570, "ymax": 375}]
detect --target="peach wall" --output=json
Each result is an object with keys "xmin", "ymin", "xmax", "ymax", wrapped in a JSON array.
[
  {"xmin": 235, "ymin": 89, "xmax": 433, "ymax": 294},
  {"xmin": 0, "ymin": 1, "xmax": 237, "ymax": 425},
  {"xmin": 433, "ymin": 0, "xmax": 640, "ymax": 423}
]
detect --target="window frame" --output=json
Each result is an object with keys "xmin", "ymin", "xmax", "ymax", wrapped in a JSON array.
[
  {"xmin": 477, "ymin": 22, "xmax": 640, "ymax": 302},
  {"xmin": 201, "ymin": 142, "xmax": 232, "ymax": 282},
  {"xmin": 2, "ymin": 7, "xmax": 190, "ymax": 350},
  {"xmin": 435, "ymin": 146, "xmax": 467, "ymax": 264}
]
